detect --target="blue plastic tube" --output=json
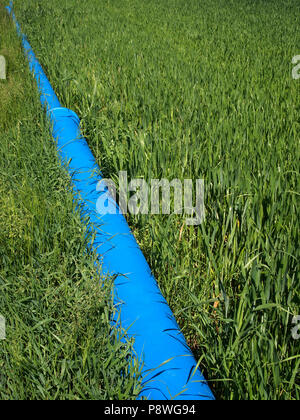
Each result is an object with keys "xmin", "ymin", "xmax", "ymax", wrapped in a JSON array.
[{"xmin": 7, "ymin": 2, "xmax": 214, "ymax": 400}]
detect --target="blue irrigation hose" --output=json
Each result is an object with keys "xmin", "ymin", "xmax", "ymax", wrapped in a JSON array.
[{"xmin": 7, "ymin": 2, "xmax": 214, "ymax": 400}]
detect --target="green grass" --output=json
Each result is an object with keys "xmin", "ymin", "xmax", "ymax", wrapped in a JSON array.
[
  {"xmin": 0, "ymin": 2, "xmax": 142, "ymax": 400},
  {"xmin": 4, "ymin": 0, "xmax": 300, "ymax": 400}
]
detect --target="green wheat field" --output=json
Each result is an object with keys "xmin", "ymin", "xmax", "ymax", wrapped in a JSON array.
[{"xmin": 0, "ymin": 0, "xmax": 299, "ymax": 400}]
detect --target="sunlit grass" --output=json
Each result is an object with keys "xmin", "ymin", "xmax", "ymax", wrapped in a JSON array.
[
  {"xmin": 8, "ymin": 0, "xmax": 300, "ymax": 399},
  {"xmin": 0, "ymin": 2, "xmax": 142, "ymax": 400}
]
